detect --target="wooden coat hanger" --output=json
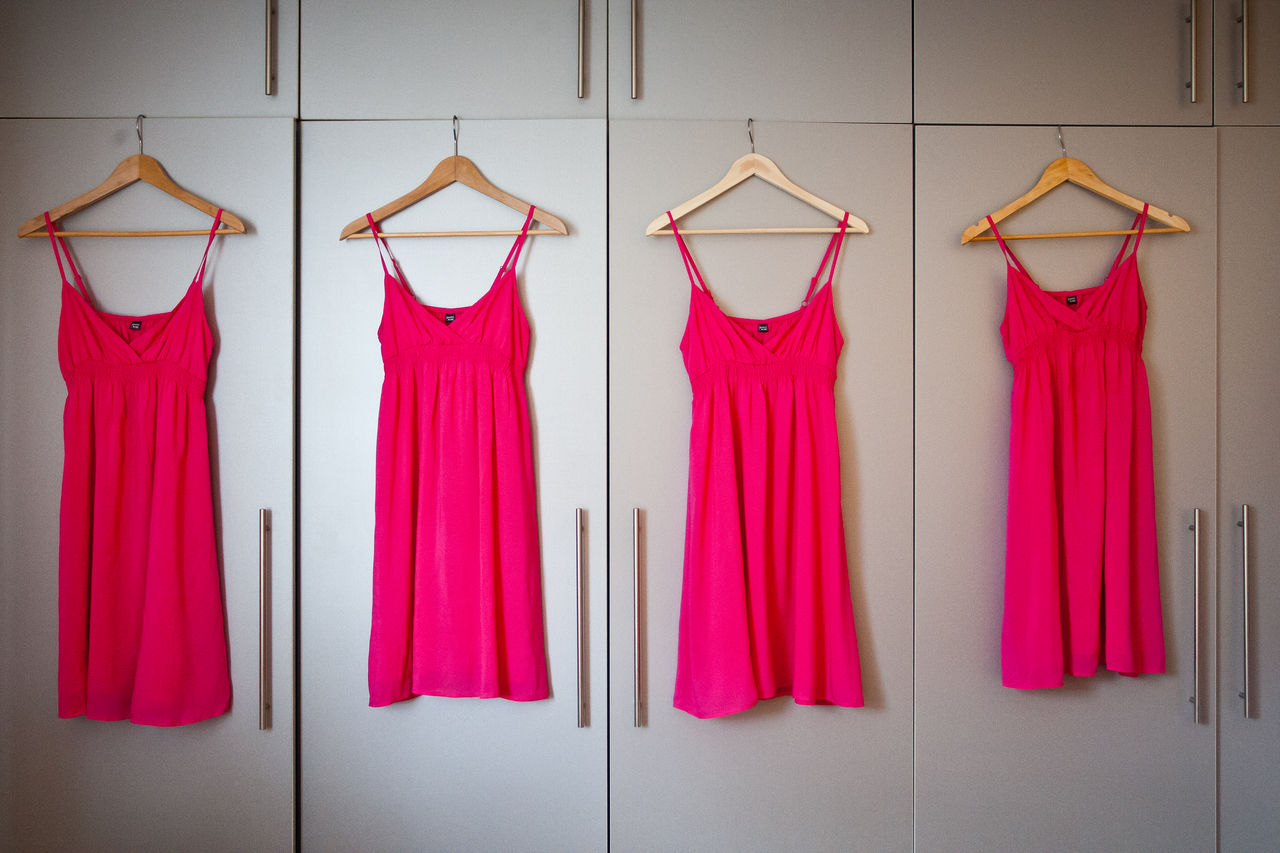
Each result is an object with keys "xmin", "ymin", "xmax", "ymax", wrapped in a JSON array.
[
  {"xmin": 961, "ymin": 133, "xmax": 1190, "ymax": 244},
  {"xmin": 646, "ymin": 120, "xmax": 869, "ymax": 237},
  {"xmin": 17, "ymin": 117, "xmax": 247, "ymax": 238},
  {"xmin": 339, "ymin": 117, "xmax": 568, "ymax": 240}
]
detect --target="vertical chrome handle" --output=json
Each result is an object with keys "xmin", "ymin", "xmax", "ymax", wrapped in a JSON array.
[
  {"xmin": 577, "ymin": 0, "xmax": 586, "ymax": 99},
  {"xmin": 264, "ymin": 0, "xmax": 277, "ymax": 96},
  {"xmin": 258, "ymin": 508, "xmax": 273, "ymax": 730},
  {"xmin": 632, "ymin": 508, "xmax": 644, "ymax": 726},
  {"xmin": 1239, "ymin": 504, "xmax": 1253, "ymax": 717},
  {"xmin": 1189, "ymin": 509, "xmax": 1206, "ymax": 724},
  {"xmin": 630, "ymin": 0, "xmax": 639, "ymax": 99},
  {"xmin": 1185, "ymin": 0, "xmax": 1199, "ymax": 103},
  {"xmin": 1237, "ymin": 0, "xmax": 1251, "ymax": 103},
  {"xmin": 575, "ymin": 508, "xmax": 588, "ymax": 727}
]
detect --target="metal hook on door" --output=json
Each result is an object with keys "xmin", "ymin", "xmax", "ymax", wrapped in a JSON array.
[
  {"xmin": 1056, "ymin": 125, "xmax": 1068, "ymax": 159},
  {"xmin": 747, "ymin": 118, "xmax": 755, "ymax": 154},
  {"xmin": 452, "ymin": 115, "xmax": 460, "ymax": 157},
  {"xmin": 136, "ymin": 115, "xmax": 145, "ymax": 156}
]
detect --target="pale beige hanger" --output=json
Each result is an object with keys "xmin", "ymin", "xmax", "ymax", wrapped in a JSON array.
[
  {"xmin": 646, "ymin": 120, "xmax": 869, "ymax": 237},
  {"xmin": 17, "ymin": 117, "xmax": 247, "ymax": 239},
  {"xmin": 339, "ymin": 117, "xmax": 568, "ymax": 240},
  {"xmin": 961, "ymin": 155, "xmax": 1191, "ymax": 244}
]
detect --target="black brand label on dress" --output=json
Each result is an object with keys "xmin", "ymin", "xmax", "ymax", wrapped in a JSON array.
[
  {"xmin": 444, "ymin": 313, "xmax": 456, "ymax": 325},
  {"xmin": 757, "ymin": 323, "xmax": 769, "ymax": 333},
  {"xmin": 1065, "ymin": 295, "xmax": 1079, "ymax": 306},
  {"xmin": 129, "ymin": 320, "xmax": 143, "ymax": 330}
]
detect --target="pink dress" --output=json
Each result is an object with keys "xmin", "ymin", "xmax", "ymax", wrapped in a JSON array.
[
  {"xmin": 668, "ymin": 213, "xmax": 864, "ymax": 718},
  {"xmin": 366, "ymin": 207, "xmax": 548, "ymax": 705},
  {"xmin": 993, "ymin": 206, "xmax": 1165, "ymax": 689},
  {"xmin": 48, "ymin": 211, "xmax": 231, "ymax": 726}
]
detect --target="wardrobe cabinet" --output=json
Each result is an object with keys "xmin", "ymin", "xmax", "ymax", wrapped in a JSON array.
[
  {"xmin": 1217, "ymin": 126, "xmax": 1280, "ymax": 852},
  {"xmin": 1213, "ymin": 0, "xmax": 1280, "ymax": 124},
  {"xmin": 914, "ymin": 125, "xmax": 1220, "ymax": 851},
  {"xmin": 607, "ymin": 120, "xmax": 915, "ymax": 851},
  {"xmin": 0, "ymin": 117, "xmax": 296, "ymax": 850},
  {"xmin": 299, "ymin": 0, "xmax": 607, "ymax": 118},
  {"xmin": 0, "ymin": 3, "xmax": 298, "ymax": 118},
  {"xmin": 914, "ymin": 0, "xmax": 1215, "ymax": 125},
  {"xmin": 297, "ymin": 118, "xmax": 608, "ymax": 852},
  {"xmin": 609, "ymin": 0, "xmax": 912, "ymax": 121}
]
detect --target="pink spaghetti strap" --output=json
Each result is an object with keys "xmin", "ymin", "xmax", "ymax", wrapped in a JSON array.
[
  {"xmin": 43, "ymin": 212, "xmax": 88, "ymax": 298},
  {"xmin": 986, "ymin": 215, "xmax": 1031, "ymax": 277},
  {"xmin": 366, "ymin": 214, "xmax": 397, "ymax": 280},
  {"xmin": 192, "ymin": 209, "xmax": 223, "ymax": 284},
  {"xmin": 666, "ymin": 212, "xmax": 708, "ymax": 292},
  {"xmin": 1105, "ymin": 203, "xmax": 1150, "ymax": 278},
  {"xmin": 501, "ymin": 205, "xmax": 537, "ymax": 273},
  {"xmin": 803, "ymin": 212, "xmax": 851, "ymax": 305}
]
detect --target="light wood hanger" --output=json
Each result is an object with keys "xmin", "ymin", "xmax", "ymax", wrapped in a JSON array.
[
  {"xmin": 961, "ymin": 156, "xmax": 1191, "ymax": 244},
  {"xmin": 17, "ymin": 153, "xmax": 248, "ymax": 238},
  {"xmin": 646, "ymin": 151, "xmax": 869, "ymax": 236},
  {"xmin": 20, "ymin": 117, "xmax": 246, "ymax": 238},
  {"xmin": 339, "ymin": 153, "xmax": 569, "ymax": 239}
]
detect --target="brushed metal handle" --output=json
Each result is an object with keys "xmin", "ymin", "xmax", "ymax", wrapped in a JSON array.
[
  {"xmin": 1189, "ymin": 509, "xmax": 1206, "ymax": 724},
  {"xmin": 1237, "ymin": 0, "xmax": 1251, "ymax": 102},
  {"xmin": 1238, "ymin": 504, "xmax": 1253, "ymax": 717},
  {"xmin": 259, "ymin": 508, "xmax": 273, "ymax": 730},
  {"xmin": 633, "ymin": 508, "xmax": 644, "ymax": 726},
  {"xmin": 1185, "ymin": 0, "xmax": 1199, "ymax": 103},
  {"xmin": 264, "ymin": 0, "xmax": 277, "ymax": 96},
  {"xmin": 577, "ymin": 0, "xmax": 586, "ymax": 99},
  {"xmin": 630, "ymin": 0, "xmax": 639, "ymax": 99},
  {"xmin": 575, "ymin": 508, "xmax": 588, "ymax": 727}
]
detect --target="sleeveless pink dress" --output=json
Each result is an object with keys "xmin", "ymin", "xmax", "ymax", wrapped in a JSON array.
[
  {"xmin": 993, "ymin": 206, "xmax": 1165, "ymax": 689},
  {"xmin": 669, "ymin": 213, "xmax": 864, "ymax": 718},
  {"xmin": 366, "ymin": 207, "xmax": 548, "ymax": 705},
  {"xmin": 48, "ymin": 211, "xmax": 231, "ymax": 726}
]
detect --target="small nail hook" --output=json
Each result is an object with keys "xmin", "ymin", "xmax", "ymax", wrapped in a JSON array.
[
  {"xmin": 452, "ymin": 115, "xmax": 459, "ymax": 157},
  {"xmin": 136, "ymin": 114, "xmax": 145, "ymax": 155},
  {"xmin": 1056, "ymin": 125, "xmax": 1068, "ymax": 159},
  {"xmin": 747, "ymin": 118, "xmax": 755, "ymax": 154}
]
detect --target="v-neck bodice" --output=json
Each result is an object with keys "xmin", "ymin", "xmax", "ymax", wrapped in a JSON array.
[
  {"xmin": 673, "ymin": 214, "xmax": 850, "ymax": 388},
  {"xmin": 369, "ymin": 214, "xmax": 533, "ymax": 377},
  {"xmin": 995, "ymin": 207, "xmax": 1150, "ymax": 366}
]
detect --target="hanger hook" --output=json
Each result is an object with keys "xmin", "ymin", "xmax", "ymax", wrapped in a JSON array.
[
  {"xmin": 136, "ymin": 114, "xmax": 145, "ymax": 156},
  {"xmin": 452, "ymin": 115, "xmax": 459, "ymax": 157},
  {"xmin": 1056, "ymin": 125, "xmax": 1068, "ymax": 159},
  {"xmin": 747, "ymin": 118, "xmax": 755, "ymax": 154}
]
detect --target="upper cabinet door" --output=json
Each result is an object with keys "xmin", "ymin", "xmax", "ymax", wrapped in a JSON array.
[
  {"xmin": 915, "ymin": 1, "xmax": 1213, "ymax": 125},
  {"xmin": 301, "ymin": 1, "xmax": 607, "ymax": 118},
  {"xmin": 0, "ymin": 3, "xmax": 297, "ymax": 117},
  {"xmin": 1215, "ymin": 0, "xmax": 1280, "ymax": 124},
  {"xmin": 609, "ymin": 0, "xmax": 911, "ymax": 121}
]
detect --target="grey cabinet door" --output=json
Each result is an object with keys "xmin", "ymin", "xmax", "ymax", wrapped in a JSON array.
[
  {"xmin": 0, "ymin": 117, "xmax": 296, "ymax": 850},
  {"xmin": 1217, "ymin": 126, "xmax": 1280, "ymax": 852},
  {"xmin": 609, "ymin": 0, "xmax": 911, "ymax": 121},
  {"xmin": 608, "ymin": 120, "xmax": 914, "ymax": 851},
  {"xmin": 298, "ymin": 118, "xmax": 608, "ymax": 852},
  {"xmin": 1215, "ymin": 0, "xmax": 1280, "ymax": 124},
  {"xmin": 915, "ymin": 1, "xmax": 1213, "ymax": 125},
  {"xmin": 914, "ymin": 125, "xmax": 1218, "ymax": 851},
  {"xmin": 0, "ymin": 3, "xmax": 298, "ymax": 117},
  {"xmin": 301, "ymin": 1, "xmax": 607, "ymax": 118}
]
